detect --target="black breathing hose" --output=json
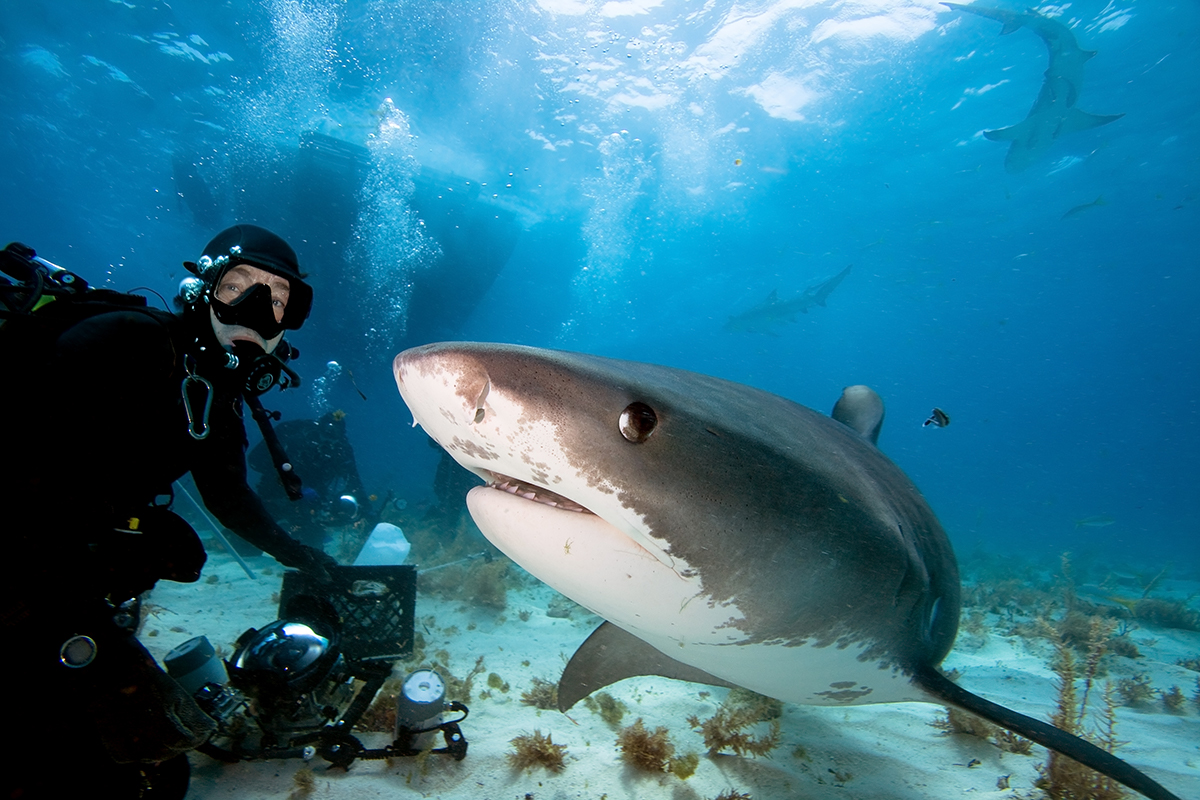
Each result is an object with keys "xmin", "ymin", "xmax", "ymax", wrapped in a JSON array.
[{"xmin": 245, "ymin": 392, "xmax": 304, "ymax": 500}]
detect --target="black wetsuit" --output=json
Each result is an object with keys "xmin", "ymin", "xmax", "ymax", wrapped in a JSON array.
[{"xmin": 0, "ymin": 305, "xmax": 332, "ymax": 798}]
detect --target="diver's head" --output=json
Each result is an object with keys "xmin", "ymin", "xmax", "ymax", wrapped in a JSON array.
[{"xmin": 180, "ymin": 224, "xmax": 313, "ymax": 353}]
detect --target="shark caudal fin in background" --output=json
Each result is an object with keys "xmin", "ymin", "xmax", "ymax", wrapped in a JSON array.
[{"xmin": 943, "ymin": 3, "xmax": 1123, "ymax": 172}]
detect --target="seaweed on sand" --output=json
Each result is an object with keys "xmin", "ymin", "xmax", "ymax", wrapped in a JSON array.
[
  {"xmin": 687, "ymin": 688, "xmax": 781, "ymax": 758},
  {"xmin": 1115, "ymin": 674, "xmax": 1154, "ymax": 708},
  {"xmin": 429, "ymin": 654, "xmax": 486, "ymax": 702},
  {"xmin": 1036, "ymin": 622, "xmax": 1126, "ymax": 800},
  {"xmin": 1159, "ymin": 686, "xmax": 1186, "ymax": 714},
  {"xmin": 583, "ymin": 691, "xmax": 628, "ymax": 728},
  {"xmin": 932, "ymin": 707, "xmax": 1033, "ymax": 754},
  {"xmin": 507, "ymin": 730, "xmax": 567, "ymax": 773},
  {"xmin": 354, "ymin": 675, "xmax": 405, "ymax": 732},
  {"xmin": 1131, "ymin": 598, "xmax": 1200, "ymax": 632},
  {"xmin": 519, "ymin": 676, "xmax": 558, "ymax": 710},
  {"xmin": 616, "ymin": 718, "xmax": 675, "ymax": 772},
  {"xmin": 614, "ymin": 718, "xmax": 699, "ymax": 778}
]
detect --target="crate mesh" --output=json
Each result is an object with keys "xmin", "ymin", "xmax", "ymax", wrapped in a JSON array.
[{"xmin": 280, "ymin": 565, "xmax": 416, "ymax": 662}]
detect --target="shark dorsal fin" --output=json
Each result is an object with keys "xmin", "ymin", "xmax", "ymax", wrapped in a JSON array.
[
  {"xmin": 831, "ymin": 385, "xmax": 885, "ymax": 445},
  {"xmin": 558, "ymin": 622, "xmax": 737, "ymax": 712}
]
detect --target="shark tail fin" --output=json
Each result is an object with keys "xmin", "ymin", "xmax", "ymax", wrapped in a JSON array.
[
  {"xmin": 911, "ymin": 664, "xmax": 1182, "ymax": 800},
  {"xmin": 1058, "ymin": 108, "xmax": 1124, "ymax": 135}
]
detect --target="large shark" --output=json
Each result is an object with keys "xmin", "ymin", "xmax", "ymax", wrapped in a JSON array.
[
  {"xmin": 724, "ymin": 264, "xmax": 852, "ymax": 334},
  {"xmin": 393, "ymin": 342, "xmax": 1181, "ymax": 800},
  {"xmin": 944, "ymin": 3, "xmax": 1123, "ymax": 172}
]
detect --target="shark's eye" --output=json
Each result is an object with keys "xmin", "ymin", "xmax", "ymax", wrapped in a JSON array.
[{"xmin": 619, "ymin": 402, "xmax": 657, "ymax": 443}]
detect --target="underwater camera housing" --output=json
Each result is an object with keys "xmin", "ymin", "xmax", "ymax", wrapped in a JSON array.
[{"xmin": 164, "ymin": 565, "xmax": 468, "ymax": 769}]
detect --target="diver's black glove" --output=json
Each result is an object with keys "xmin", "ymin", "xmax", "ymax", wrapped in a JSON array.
[{"xmin": 276, "ymin": 543, "xmax": 339, "ymax": 582}]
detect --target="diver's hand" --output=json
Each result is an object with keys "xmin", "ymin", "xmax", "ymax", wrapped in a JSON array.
[{"xmin": 276, "ymin": 544, "xmax": 339, "ymax": 582}]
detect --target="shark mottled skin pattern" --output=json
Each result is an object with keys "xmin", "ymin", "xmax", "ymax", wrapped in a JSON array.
[{"xmin": 394, "ymin": 342, "xmax": 1182, "ymax": 800}]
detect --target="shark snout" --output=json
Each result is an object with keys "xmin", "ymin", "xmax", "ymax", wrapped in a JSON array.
[{"xmin": 394, "ymin": 344, "xmax": 496, "ymax": 428}]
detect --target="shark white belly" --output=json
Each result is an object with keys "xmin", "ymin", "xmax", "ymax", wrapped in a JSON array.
[{"xmin": 467, "ymin": 486, "xmax": 917, "ymax": 705}]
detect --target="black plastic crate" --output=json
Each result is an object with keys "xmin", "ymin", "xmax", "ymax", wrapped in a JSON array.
[{"xmin": 280, "ymin": 565, "xmax": 416, "ymax": 662}]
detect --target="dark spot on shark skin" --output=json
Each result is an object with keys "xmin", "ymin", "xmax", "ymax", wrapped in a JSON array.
[
  {"xmin": 815, "ymin": 687, "xmax": 873, "ymax": 703},
  {"xmin": 829, "ymin": 681, "xmax": 857, "ymax": 689}
]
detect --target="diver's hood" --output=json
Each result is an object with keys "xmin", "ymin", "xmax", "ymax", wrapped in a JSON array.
[{"xmin": 184, "ymin": 224, "xmax": 313, "ymax": 337}]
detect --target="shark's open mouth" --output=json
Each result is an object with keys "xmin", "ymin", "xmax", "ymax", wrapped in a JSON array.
[{"xmin": 486, "ymin": 473, "xmax": 592, "ymax": 514}]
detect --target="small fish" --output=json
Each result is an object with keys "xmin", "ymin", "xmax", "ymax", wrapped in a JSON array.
[
  {"xmin": 1074, "ymin": 513, "xmax": 1116, "ymax": 529},
  {"xmin": 1061, "ymin": 195, "xmax": 1106, "ymax": 220},
  {"xmin": 347, "ymin": 368, "xmax": 368, "ymax": 401},
  {"xmin": 1104, "ymin": 595, "xmax": 1139, "ymax": 613},
  {"xmin": 923, "ymin": 408, "xmax": 950, "ymax": 428}
]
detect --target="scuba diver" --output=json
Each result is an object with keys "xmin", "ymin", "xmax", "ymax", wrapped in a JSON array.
[
  {"xmin": 248, "ymin": 409, "xmax": 374, "ymax": 551},
  {"xmin": 0, "ymin": 224, "xmax": 338, "ymax": 799}
]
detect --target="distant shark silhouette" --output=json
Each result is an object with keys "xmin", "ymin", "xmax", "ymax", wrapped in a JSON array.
[
  {"xmin": 725, "ymin": 264, "xmax": 852, "ymax": 334},
  {"xmin": 944, "ymin": 3, "xmax": 1123, "ymax": 172},
  {"xmin": 171, "ymin": 154, "xmax": 222, "ymax": 229}
]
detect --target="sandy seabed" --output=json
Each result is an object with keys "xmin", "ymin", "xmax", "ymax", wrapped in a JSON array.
[{"xmin": 144, "ymin": 544, "xmax": 1200, "ymax": 800}]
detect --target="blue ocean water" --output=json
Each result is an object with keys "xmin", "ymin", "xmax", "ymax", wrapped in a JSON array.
[{"xmin": 1, "ymin": 0, "xmax": 1196, "ymax": 573}]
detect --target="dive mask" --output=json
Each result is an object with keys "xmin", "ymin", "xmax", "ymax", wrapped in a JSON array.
[{"xmin": 212, "ymin": 280, "xmax": 286, "ymax": 341}]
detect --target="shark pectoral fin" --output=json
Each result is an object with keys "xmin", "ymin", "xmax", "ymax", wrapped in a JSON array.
[
  {"xmin": 557, "ymin": 622, "xmax": 737, "ymax": 712},
  {"xmin": 983, "ymin": 123, "xmax": 1024, "ymax": 142},
  {"xmin": 912, "ymin": 664, "xmax": 1183, "ymax": 800},
  {"xmin": 1058, "ymin": 108, "xmax": 1124, "ymax": 135}
]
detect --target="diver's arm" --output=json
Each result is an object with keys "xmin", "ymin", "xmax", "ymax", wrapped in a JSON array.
[{"xmin": 192, "ymin": 416, "xmax": 336, "ymax": 575}]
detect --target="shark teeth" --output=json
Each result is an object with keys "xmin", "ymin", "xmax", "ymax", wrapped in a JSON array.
[{"xmin": 489, "ymin": 475, "xmax": 591, "ymax": 514}]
